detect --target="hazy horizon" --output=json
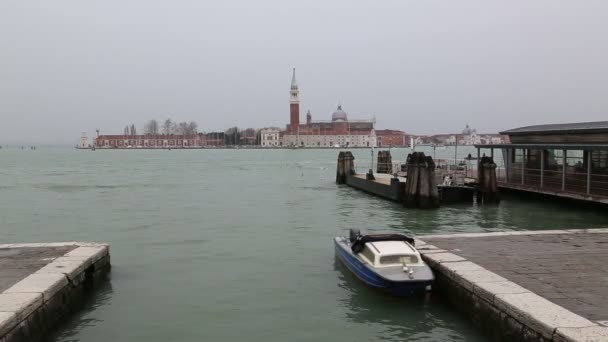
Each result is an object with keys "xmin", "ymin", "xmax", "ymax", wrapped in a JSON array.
[{"xmin": 2, "ymin": 0, "xmax": 607, "ymax": 144}]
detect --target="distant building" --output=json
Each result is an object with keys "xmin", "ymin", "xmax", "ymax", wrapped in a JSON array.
[
  {"xmin": 79, "ymin": 132, "xmax": 90, "ymax": 148},
  {"xmin": 444, "ymin": 135, "xmax": 456, "ymax": 145},
  {"xmin": 95, "ymin": 133, "xmax": 205, "ymax": 148},
  {"xmin": 376, "ymin": 129, "xmax": 408, "ymax": 147},
  {"xmin": 495, "ymin": 135, "xmax": 509, "ymax": 144},
  {"xmin": 205, "ymin": 132, "xmax": 225, "ymax": 146},
  {"xmin": 276, "ymin": 69, "xmax": 377, "ymax": 148},
  {"xmin": 260, "ymin": 128, "xmax": 281, "ymax": 147},
  {"xmin": 461, "ymin": 124, "xmax": 481, "ymax": 145},
  {"xmin": 417, "ymin": 124, "xmax": 508, "ymax": 146}
]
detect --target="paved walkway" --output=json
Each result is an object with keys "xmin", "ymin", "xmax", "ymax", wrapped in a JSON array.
[
  {"xmin": 0, "ymin": 243, "xmax": 109, "ymax": 342},
  {"xmin": 422, "ymin": 230, "xmax": 608, "ymax": 325},
  {"xmin": 0, "ymin": 246, "xmax": 77, "ymax": 292}
]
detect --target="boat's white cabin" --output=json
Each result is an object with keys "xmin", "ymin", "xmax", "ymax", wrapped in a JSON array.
[{"xmin": 357, "ymin": 241, "xmax": 424, "ymax": 268}]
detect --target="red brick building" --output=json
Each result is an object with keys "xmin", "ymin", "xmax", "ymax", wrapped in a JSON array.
[
  {"xmin": 376, "ymin": 129, "xmax": 408, "ymax": 147},
  {"xmin": 204, "ymin": 132, "xmax": 224, "ymax": 146},
  {"xmin": 95, "ymin": 133, "xmax": 206, "ymax": 148}
]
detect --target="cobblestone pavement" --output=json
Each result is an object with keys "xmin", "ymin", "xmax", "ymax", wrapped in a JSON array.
[
  {"xmin": 0, "ymin": 246, "xmax": 77, "ymax": 291},
  {"xmin": 423, "ymin": 232, "xmax": 608, "ymax": 324}
]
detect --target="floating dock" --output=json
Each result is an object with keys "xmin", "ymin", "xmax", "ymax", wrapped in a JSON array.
[
  {"xmin": 346, "ymin": 173, "xmax": 479, "ymax": 203},
  {"xmin": 337, "ymin": 150, "xmax": 489, "ymax": 207},
  {"xmin": 416, "ymin": 229, "xmax": 608, "ymax": 342},
  {"xmin": 0, "ymin": 242, "xmax": 110, "ymax": 341}
]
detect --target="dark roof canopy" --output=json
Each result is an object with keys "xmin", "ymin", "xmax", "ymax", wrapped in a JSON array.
[
  {"xmin": 501, "ymin": 121, "xmax": 608, "ymax": 135},
  {"xmin": 475, "ymin": 143, "xmax": 608, "ymax": 151}
]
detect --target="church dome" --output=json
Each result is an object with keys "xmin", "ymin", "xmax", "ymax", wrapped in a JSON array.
[{"xmin": 332, "ymin": 105, "xmax": 348, "ymax": 122}]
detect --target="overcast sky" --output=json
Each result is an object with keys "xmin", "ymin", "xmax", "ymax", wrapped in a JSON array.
[{"xmin": 1, "ymin": 0, "xmax": 607, "ymax": 143}]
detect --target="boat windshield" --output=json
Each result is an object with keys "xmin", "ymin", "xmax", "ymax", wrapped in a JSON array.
[
  {"xmin": 361, "ymin": 247, "xmax": 376, "ymax": 264},
  {"xmin": 380, "ymin": 255, "xmax": 418, "ymax": 265}
]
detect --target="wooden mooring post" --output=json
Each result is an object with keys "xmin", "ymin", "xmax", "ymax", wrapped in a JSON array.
[
  {"xmin": 476, "ymin": 156, "xmax": 500, "ymax": 204},
  {"xmin": 404, "ymin": 152, "xmax": 440, "ymax": 208},
  {"xmin": 336, "ymin": 151, "xmax": 355, "ymax": 184},
  {"xmin": 376, "ymin": 150, "xmax": 393, "ymax": 174}
]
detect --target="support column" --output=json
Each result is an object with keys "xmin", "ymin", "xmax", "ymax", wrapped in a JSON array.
[
  {"xmin": 404, "ymin": 152, "xmax": 439, "ymax": 208},
  {"xmin": 587, "ymin": 150, "xmax": 592, "ymax": 195},
  {"xmin": 490, "ymin": 148, "xmax": 494, "ymax": 181},
  {"xmin": 506, "ymin": 148, "xmax": 511, "ymax": 183},
  {"xmin": 477, "ymin": 147, "xmax": 480, "ymax": 181},
  {"xmin": 562, "ymin": 149, "xmax": 567, "ymax": 191},
  {"xmin": 540, "ymin": 150, "xmax": 544, "ymax": 188},
  {"xmin": 521, "ymin": 149, "xmax": 525, "ymax": 185}
]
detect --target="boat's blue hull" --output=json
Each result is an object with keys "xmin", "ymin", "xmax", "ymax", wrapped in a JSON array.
[{"xmin": 334, "ymin": 239, "xmax": 431, "ymax": 297}]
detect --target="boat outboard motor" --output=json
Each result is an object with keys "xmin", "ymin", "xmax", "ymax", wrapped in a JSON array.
[{"xmin": 349, "ymin": 228, "xmax": 361, "ymax": 242}]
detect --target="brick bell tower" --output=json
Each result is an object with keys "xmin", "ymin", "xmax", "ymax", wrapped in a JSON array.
[{"xmin": 289, "ymin": 68, "xmax": 300, "ymax": 134}]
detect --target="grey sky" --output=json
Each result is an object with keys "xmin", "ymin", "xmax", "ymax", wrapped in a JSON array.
[{"xmin": 1, "ymin": 0, "xmax": 607, "ymax": 143}]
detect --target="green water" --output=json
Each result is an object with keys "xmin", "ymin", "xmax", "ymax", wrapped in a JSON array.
[{"xmin": 1, "ymin": 147, "xmax": 606, "ymax": 342}]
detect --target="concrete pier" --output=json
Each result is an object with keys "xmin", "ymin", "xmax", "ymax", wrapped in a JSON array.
[
  {"xmin": 417, "ymin": 229, "xmax": 608, "ymax": 342},
  {"xmin": 0, "ymin": 242, "xmax": 110, "ymax": 342}
]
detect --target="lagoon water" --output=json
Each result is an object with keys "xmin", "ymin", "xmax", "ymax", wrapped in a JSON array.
[{"xmin": 1, "ymin": 146, "xmax": 606, "ymax": 342}]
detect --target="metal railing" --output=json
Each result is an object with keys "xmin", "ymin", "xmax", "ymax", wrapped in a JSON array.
[
  {"xmin": 358, "ymin": 159, "xmax": 483, "ymax": 181},
  {"xmin": 496, "ymin": 164, "xmax": 608, "ymax": 197}
]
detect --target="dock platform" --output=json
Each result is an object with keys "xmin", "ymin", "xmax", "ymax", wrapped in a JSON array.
[
  {"xmin": 417, "ymin": 229, "xmax": 608, "ymax": 342},
  {"xmin": 345, "ymin": 173, "xmax": 477, "ymax": 204},
  {"xmin": 346, "ymin": 174, "xmax": 405, "ymax": 202},
  {"xmin": 0, "ymin": 242, "xmax": 110, "ymax": 342}
]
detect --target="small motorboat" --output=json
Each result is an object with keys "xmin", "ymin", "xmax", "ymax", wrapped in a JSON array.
[{"xmin": 334, "ymin": 229, "xmax": 434, "ymax": 296}]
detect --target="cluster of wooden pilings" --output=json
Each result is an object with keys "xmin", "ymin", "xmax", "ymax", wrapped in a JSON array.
[
  {"xmin": 376, "ymin": 150, "xmax": 393, "ymax": 174},
  {"xmin": 336, "ymin": 151, "xmax": 355, "ymax": 184},
  {"xmin": 476, "ymin": 156, "xmax": 500, "ymax": 204},
  {"xmin": 404, "ymin": 152, "xmax": 440, "ymax": 208}
]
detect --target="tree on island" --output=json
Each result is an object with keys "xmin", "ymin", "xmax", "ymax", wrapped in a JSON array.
[
  {"xmin": 188, "ymin": 121, "xmax": 198, "ymax": 135},
  {"xmin": 178, "ymin": 122, "xmax": 189, "ymax": 135},
  {"xmin": 171, "ymin": 122, "xmax": 179, "ymax": 135},
  {"xmin": 163, "ymin": 119, "xmax": 173, "ymax": 135},
  {"xmin": 255, "ymin": 129, "xmax": 261, "ymax": 145},
  {"xmin": 142, "ymin": 118, "xmax": 200, "ymax": 135},
  {"xmin": 120, "ymin": 119, "xmax": 199, "ymax": 136},
  {"xmin": 144, "ymin": 120, "xmax": 159, "ymax": 135},
  {"xmin": 242, "ymin": 128, "xmax": 256, "ymax": 145},
  {"xmin": 224, "ymin": 126, "xmax": 241, "ymax": 145}
]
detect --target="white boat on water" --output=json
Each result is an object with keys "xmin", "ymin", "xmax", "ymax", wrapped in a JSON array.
[{"xmin": 334, "ymin": 229, "xmax": 434, "ymax": 296}]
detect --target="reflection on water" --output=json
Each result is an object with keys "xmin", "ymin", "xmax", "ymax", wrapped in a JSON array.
[
  {"xmin": 43, "ymin": 273, "xmax": 114, "ymax": 342},
  {"xmin": 333, "ymin": 258, "xmax": 483, "ymax": 342}
]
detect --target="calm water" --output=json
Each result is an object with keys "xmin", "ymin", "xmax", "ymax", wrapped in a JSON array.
[{"xmin": 1, "ymin": 147, "xmax": 607, "ymax": 342}]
